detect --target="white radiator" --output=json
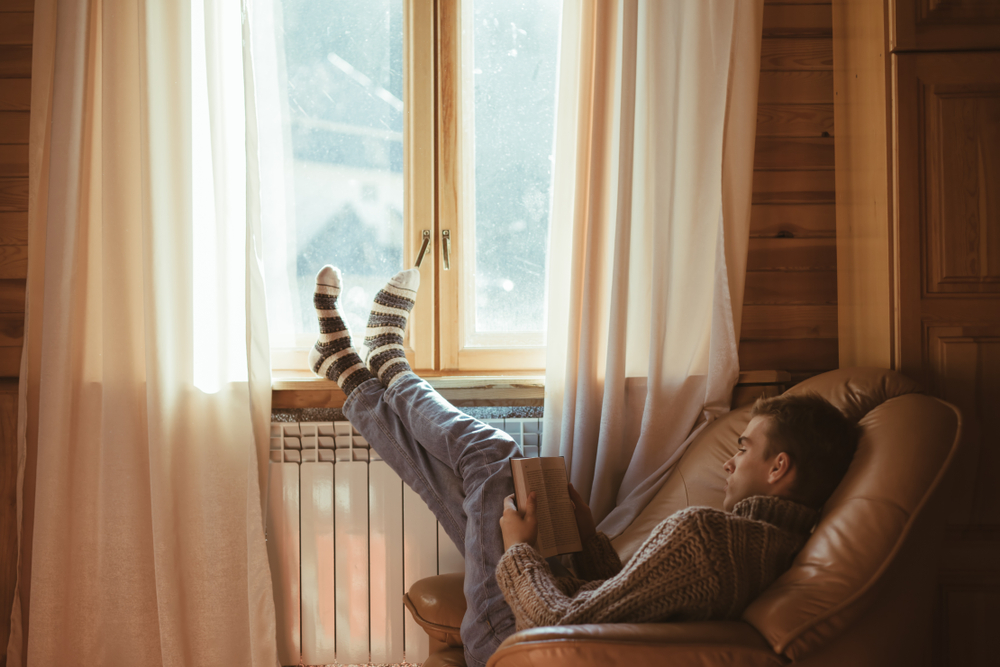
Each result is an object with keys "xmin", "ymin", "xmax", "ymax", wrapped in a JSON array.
[{"xmin": 265, "ymin": 418, "xmax": 542, "ymax": 666}]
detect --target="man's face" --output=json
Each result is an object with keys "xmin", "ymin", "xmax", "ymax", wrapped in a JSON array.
[{"xmin": 722, "ymin": 415, "xmax": 779, "ymax": 512}]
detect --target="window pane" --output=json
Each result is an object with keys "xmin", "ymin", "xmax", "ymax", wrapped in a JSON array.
[
  {"xmin": 264, "ymin": 0, "xmax": 404, "ymax": 349},
  {"xmin": 472, "ymin": 0, "xmax": 561, "ymax": 335}
]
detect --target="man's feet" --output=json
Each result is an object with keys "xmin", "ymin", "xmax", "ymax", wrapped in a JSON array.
[
  {"xmin": 363, "ymin": 268, "xmax": 419, "ymax": 389},
  {"xmin": 307, "ymin": 266, "xmax": 375, "ymax": 397}
]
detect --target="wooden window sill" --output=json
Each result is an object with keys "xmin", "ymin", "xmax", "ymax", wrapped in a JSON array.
[{"xmin": 271, "ymin": 370, "xmax": 790, "ymax": 409}]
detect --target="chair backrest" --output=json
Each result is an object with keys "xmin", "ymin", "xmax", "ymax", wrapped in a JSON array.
[{"xmin": 611, "ymin": 367, "xmax": 962, "ymax": 660}]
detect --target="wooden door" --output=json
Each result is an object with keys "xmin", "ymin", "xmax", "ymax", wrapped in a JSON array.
[
  {"xmin": 895, "ymin": 50, "xmax": 1000, "ymax": 665},
  {"xmin": 892, "ymin": 0, "xmax": 1000, "ymax": 51}
]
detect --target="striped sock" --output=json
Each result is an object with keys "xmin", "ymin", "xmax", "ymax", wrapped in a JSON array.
[
  {"xmin": 307, "ymin": 265, "xmax": 375, "ymax": 397},
  {"xmin": 363, "ymin": 268, "xmax": 419, "ymax": 389}
]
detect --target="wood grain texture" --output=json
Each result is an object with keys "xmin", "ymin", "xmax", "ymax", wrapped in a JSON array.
[
  {"xmin": 0, "ymin": 177, "xmax": 26, "ymax": 212},
  {"xmin": 0, "ymin": 245, "xmax": 27, "ymax": 279},
  {"xmin": 0, "ymin": 79, "xmax": 29, "ymax": 111},
  {"xmin": 747, "ymin": 237, "xmax": 837, "ymax": 271},
  {"xmin": 760, "ymin": 38, "xmax": 833, "ymax": 70},
  {"xmin": 758, "ymin": 71, "xmax": 834, "ymax": 104},
  {"xmin": 0, "ymin": 145, "xmax": 26, "ymax": 177},
  {"xmin": 0, "ymin": 46, "xmax": 30, "ymax": 78},
  {"xmin": 0, "ymin": 280, "xmax": 24, "ymax": 313},
  {"xmin": 741, "ymin": 305, "xmax": 837, "ymax": 339},
  {"xmin": 0, "ymin": 314, "xmax": 22, "ymax": 346},
  {"xmin": 739, "ymin": 338, "xmax": 839, "ymax": 371},
  {"xmin": 744, "ymin": 270, "xmax": 837, "ymax": 305},
  {"xmin": 750, "ymin": 204, "xmax": 835, "ymax": 238},
  {"xmin": 757, "ymin": 103, "xmax": 833, "ymax": 137},
  {"xmin": 753, "ymin": 137, "xmax": 834, "ymax": 170},
  {"xmin": 0, "ymin": 347, "xmax": 18, "ymax": 377},
  {"xmin": 763, "ymin": 3, "xmax": 832, "ymax": 37},
  {"xmin": 0, "ymin": 382, "xmax": 18, "ymax": 667},
  {"xmin": 0, "ymin": 12, "xmax": 31, "ymax": 45},
  {"xmin": 752, "ymin": 170, "xmax": 835, "ymax": 204},
  {"xmin": 893, "ymin": 0, "xmax": 1000, "ymax": 51},
  {"xmin": 0, "ymin": 213, "xmax": 25, "ymax": 246},
  {"xmin": 0, "ymin": 112, "xmax": 27, "ymax": 145}
]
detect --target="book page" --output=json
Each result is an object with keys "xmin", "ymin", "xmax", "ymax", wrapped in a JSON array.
[{"xmin": 510, "ymin": 457, "xmax": 582, "ymax": 558}]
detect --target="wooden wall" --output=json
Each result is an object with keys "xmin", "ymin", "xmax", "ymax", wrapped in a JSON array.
[
  {"xmin": 0, "ymin": 3, "xmax": 30, "ymax": 665},
  {"xmin": 739, "ymin": 0, "xmax": 837, "ymax": 383}
]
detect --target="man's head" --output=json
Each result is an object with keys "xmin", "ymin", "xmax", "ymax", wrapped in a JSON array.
[{"xmin": 722, "ymin": 393, "xmax": 861, "ymax": 511}]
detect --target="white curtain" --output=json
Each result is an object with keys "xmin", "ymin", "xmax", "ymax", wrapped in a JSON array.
[
  {"xmin": 6, "ymin": 0, "xmax": 277, "ymax": 664},
  {"xmin": 543, "ymin": 0, "xmax": 763, "ymax": 537}
]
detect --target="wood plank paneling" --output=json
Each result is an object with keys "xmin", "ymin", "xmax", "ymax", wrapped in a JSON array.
[
  {"xmin": 0, "ymin": 348, "xmax": 19, "ymax": 378},
  {"xmin": 739, "ymin": 338, "xmax": 839, "ymax": 371},
  {"xmin": 763, "ymin": 3, "xmax": 832, "ymax": 38},
  {"xmin": 741, "ymin": 305, "xmax": 837, "ymax": 339},
  {"xmin": 760, "ymin": 38, "xmax": 833, "ymax": 70},
  {"xmin": 0, "ymin": 214, "xmax": 27, "ymax": 246},
  {"xmin": 756, "ymin": 103, "xmax": 833, "ymax": 137},
  {"xmin": 744, "ymin": 270, "xmax": 837, "ymax": 305},
  {"xmin": 0, "ymin": 146, "xmax": 27, "ymax": 177},
  {"xmin": 0, "ymin": 46, "xmax": 30, "ymax": 78},
  {"xmin": 0, "ymin": 178, "xmax": 27, "ymax": 212},
  {"xmin": 758, "ymin": 71, "xmax": 834, "ymax": 104},
  {"xmin": 0, "ymin": 1, "xmax": 33, "ymax": 11},
  {"xmin": 0, "ymin": 246, "xmax": 27, "ymax": 280},
  {"xmin": 0, "ymin": 382, "xmax": 18, "ymax": 667},
  {"xmin": 753, "ymin": 137, "xmax": 835, "ymax": 170},
  {"xmin": 752, "ymin": 170, "xmax": 835, "ymax": 204},
  {"xmin": 750, "ymin": 204, "xmax": 836, "ymax": 238},
  {"xmin": 0, "ymin": 314, "xmax": 22, "ymax": 347},
  {"xmin": 0, "ymin": 13, "xmax": 32, "ymax": 45},
  {"xmin": 0, "ymin": 80, "xmax": 29, "ymax": 111},
  {"xmin": 0, "ymin": 280, "xmax": 24, "ymax": 313},
  {"xmin": 747, "ymin": 237, "xmax": 837, "ymax": 271},
  {"xmin": 0, "ymin": 112, "xmax": 27, "ymax": 144}
]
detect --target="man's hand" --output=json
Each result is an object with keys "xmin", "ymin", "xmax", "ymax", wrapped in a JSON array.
[
  {"xmin": 568, "ymin": 483, "xmax": 597, "ymax": 543},
  {"xmin": 500, "ymin": 493, "xmax": 538, "ymax": 551}
]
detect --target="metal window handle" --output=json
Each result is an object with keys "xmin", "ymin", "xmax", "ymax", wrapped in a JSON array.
[
  {"xmin": 415, "ymin": 229, "xmax": 431, "ymax": 267},
  {"xmin": 442, "ymin": 230, "xmax": 451, "ymax": 270}
]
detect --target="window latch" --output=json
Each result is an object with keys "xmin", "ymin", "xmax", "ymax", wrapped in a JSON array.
[
  {"xmin": 442, "ymin": 230, "xmax": 451, "ymax": 271},
  {"xmin": 415, "ymin": 230, "xmax": 431, "ymax": 268}
]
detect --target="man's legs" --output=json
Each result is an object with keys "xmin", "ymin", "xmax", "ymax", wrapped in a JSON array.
[{"xmin": 343, "ymin": 374, "xmax": 519, "ymax": 667}]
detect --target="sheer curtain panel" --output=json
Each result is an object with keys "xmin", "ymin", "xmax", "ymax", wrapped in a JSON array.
[
  {"xmin": 543, "ymin": 0, "xmax": 763, "ymax": 537},
  {"xmin": 6, "ymin": 1, "xmax": 278, "ymax": 664}
]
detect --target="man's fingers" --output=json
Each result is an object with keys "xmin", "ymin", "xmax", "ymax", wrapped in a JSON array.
[
  {"xmin": 503, "ymin": 494, "xmax": 518, "ymax": 514},
  {"xmin": 524, "ymin": 492, "xmax": 537, "ymax": 518}
]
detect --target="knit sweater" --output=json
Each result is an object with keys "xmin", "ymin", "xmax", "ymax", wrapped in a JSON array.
[{"xmin": 495, "ymin": 495, "xmax": 818, "ymax": 631}]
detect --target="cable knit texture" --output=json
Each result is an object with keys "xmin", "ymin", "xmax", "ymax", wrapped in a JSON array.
[{"xmin": 495, "ymin": 495, "xmax": 818, "ymax": 631}]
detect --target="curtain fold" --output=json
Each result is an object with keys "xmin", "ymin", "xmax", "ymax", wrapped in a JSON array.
[
  {"xmin": 7, "ymin": 0, "xmax": 277, "ymax": 664},
  {"xmin": 543, "ymin": 0, "xmax": 763, "ymax": 538}
]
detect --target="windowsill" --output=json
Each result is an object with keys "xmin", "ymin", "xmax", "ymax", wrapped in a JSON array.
[
  {"xmin": 270, "ymin": 370, "xmax": 790, "ymax": 409},
  {"xmin": 272, "ymin": 370, "xmax": 546, "ymax": 408}
]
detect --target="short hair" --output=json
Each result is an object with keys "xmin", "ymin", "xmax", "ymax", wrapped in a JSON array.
[{"xmin": 750, "ymin": 393, "xmax": 861, "ymax": 509}]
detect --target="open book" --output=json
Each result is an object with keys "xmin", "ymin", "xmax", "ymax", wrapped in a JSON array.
[{"xmin": 510, "ymin": 456, "xmax": 583, "ymax": 558}]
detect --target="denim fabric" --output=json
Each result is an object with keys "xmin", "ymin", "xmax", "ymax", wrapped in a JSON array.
[{"xmin": 343, "ymin": 373, "xmax": 520, "ymax": 667}]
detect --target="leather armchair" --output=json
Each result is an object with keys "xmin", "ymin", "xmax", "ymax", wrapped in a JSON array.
[{"xmin": 403, "ymin": 368, "xmax": 963, "ymax": 667}]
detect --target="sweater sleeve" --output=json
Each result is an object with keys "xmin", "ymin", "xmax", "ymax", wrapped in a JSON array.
[
  {"xmin": 570, "ymin": 532, "xmax": 622, "ymax": 581},
  {"xmin": 495, "ymin": 510, "xmax": 723, "ymax": 630}
]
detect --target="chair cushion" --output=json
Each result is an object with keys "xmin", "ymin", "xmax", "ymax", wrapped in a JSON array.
[{"xmin": 404, "ymin": 572, "xmax": 466, "ymax": 647}]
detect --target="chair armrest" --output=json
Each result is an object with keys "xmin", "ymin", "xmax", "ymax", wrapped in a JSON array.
[
  {"xmin": 488, "ymin": 621, "xmax": 786, "ymax": 667},
  {"xmin": 404, "ymin": 572, "xmax": 467, "ymax": 647}
]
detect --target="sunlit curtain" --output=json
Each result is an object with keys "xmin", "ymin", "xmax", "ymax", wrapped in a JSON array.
[
  {"xmin": 543, "ymin": 0, "xmax": 763, "ymax": 537},
  {"xmin": 6, "ymin": 0, "xmax": 277, "ymax": 664}
]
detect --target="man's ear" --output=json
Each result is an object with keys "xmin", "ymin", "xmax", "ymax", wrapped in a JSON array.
[{"xmin": 768, "ymin": 452, "xmax": 794, "ymax": 485}]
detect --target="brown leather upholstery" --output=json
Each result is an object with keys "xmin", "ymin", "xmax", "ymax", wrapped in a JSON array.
[
  {"xmin": 402, "ymin": 368, "xmax": 962, "ymax": 667},
  {"xmin": 403, "ymin": 572, "xmax": 466, "ymax": 646}
]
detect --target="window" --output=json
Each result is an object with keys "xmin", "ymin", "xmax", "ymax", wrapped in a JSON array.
[{"xmin": 255, "ymin": 0, "xmax": 562, "ymax": 374}]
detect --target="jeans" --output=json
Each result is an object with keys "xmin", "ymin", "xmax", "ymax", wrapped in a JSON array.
[{"xmin": 343, "ymin": 372, "xmax": 520, "ymax": 667}]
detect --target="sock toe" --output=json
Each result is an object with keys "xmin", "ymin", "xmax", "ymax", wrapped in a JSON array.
[
  {"xmin": 317, "ymin": 265, "xmax": 341, "ymax": 288},
  {"xmin": 389, "ymin": 267, "xmax": 420, "ymax": 292}
]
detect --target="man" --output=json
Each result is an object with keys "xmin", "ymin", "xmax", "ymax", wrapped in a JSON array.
[{"xmin": 308, "ymin": 265, "xmax": 860, "ymax": 667}]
